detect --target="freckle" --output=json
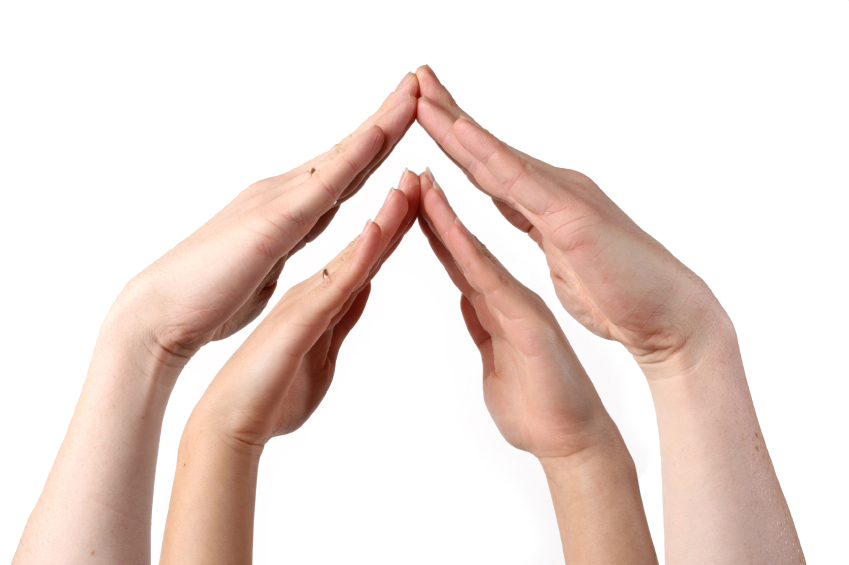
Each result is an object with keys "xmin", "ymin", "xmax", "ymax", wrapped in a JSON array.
[
  {"xmin": 91, "ymin": 550, "xmax": 95, "ymax": 555},
  {"xmin": 755, "ymin": 432, "xmax": 759, "ymax": 438},
  {"xmin": 755, "ymin": 446, "xmax": 759, "ymax": 452}
]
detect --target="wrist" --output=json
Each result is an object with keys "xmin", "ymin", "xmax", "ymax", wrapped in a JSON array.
[
  {"xmin": 537, "ymin": 422, "xmax": 633, "ymax": 478},
  {"xmin": 101, "ymin": 286, "xmax": 193, "ymax": 387},
  {"xmin": 634, "ymin": 297, "xmax": 740, "ymax": 382},
  {"xmin": 183, "ymin": 410, "xmax": 265, "ymax": 463}
]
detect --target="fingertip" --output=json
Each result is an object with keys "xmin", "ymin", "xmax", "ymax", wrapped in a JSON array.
[
  {"xmin": 363, "ymin": 124, "xmax": 386, "ymax": 153},
  {"xmin": 452, "ymin": 117, "xmax": 491, "ymax": 154},
  {"xmin": 415, "ymin": 64, "xmax": 440, "ymax": 93},
  {"xmin": 407, "ymin": 72, "xmax": 421, "ymax": 98},
  {"xmin": 454, "ymin": 116, "xmax": 475, "ymax": 133},
  {"xmin": 359, "ymin": 220, "xmax": 383, "ymax": 260},
  {"xmin": 398, "ymin": 167, "xmax": 413, "ymax": 189},
  {"xmin": 398, "ymin": 169, "xmax": 421, "ymax": 208}
]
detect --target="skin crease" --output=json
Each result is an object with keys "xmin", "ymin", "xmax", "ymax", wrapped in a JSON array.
[
  {"xmin": 418, "ymin": 169, "xmax": 658, "ymax": 564},
  {"xmin": 160, "ymin": 170, "xmax": 421, "ymax": 565},
  {"xmin": 12, "ymin": 73, "xmax": 420, "ymax": 565},
  {"xmin": 414, "ymin": 65, "xmax": 805, "ymax": 564}
]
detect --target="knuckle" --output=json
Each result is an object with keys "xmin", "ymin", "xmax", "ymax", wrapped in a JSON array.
[{"xmin": 266, "ymin": 196, "xmax": 312, "ymax": 230}]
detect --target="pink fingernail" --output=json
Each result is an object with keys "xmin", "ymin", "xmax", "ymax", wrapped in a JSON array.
[
  {"xmin": 399, "ymin": 167, "xmax": 410, "ymax": 186},
  {"xmin": 361, "ymin": 218, "xmax": 373, "ymax": 237},
  {"xmin": 383, "ymin": 187, "xmax": 395, "ymax": 206}
]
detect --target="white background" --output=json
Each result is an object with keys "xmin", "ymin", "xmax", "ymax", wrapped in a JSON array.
[{"xmin": 1, "ymin": 1, "xmax": 847, "ymax": 563}]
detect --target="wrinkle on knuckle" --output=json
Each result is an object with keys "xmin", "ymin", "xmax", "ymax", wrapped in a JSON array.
[
  {"xmin": 265, "ymin": 197, "xmax": 312, "ymax": 234},
  {"xmin": 502, "ymin": 161, "xmax": 531, "ymax": 195}
]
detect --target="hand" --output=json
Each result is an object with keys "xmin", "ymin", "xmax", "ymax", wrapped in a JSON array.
[
  {"xmin": 415, "ymin": 66, "xmax": 728, "ymax": 374},
  {"xmin": 116, "ymin": 73, "xmax": 420, "ymax": 367},
  {"xmin": 190, "ymin": 170, "xmax": 420, "ymax": 446},
  {"xmin": 418, "ymin": 170, "xmax": 616, "ymax": 459}
]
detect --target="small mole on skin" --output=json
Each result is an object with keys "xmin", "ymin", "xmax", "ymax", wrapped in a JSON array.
[
  {"xmin": 91, "ymin": 550, "xmax": 95, "ymax": 556},
  {"xmin": 755, "ymin": 446, "xmax": 760, "ymax": 452}
]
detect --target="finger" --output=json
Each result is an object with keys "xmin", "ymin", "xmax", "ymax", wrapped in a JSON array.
[
  {"xmin": 417, "ymin": 173, "xmax": 475, "ymax": 297},
  {"xmin": 420, "ymin": 172, "xmax": 533, "ymax": 322},
  {"xmin": 275, "ymin": 72, "xmax": 420, "ymax": 188},
  {"xmin": 272, "ymin": 220, "xmax": 383, "ymax": 359},
  {"xmin": 370, "ymin": 183, "xmax": 409, "ymax": 261},
  {"xmin": 366, "ymin": 169, "xmax": 421, "ymax": 280},
  {"xmin": 416, "ymin": 65, "xmax": 554, "ymax": 172},
  {"xmin": 304, "ymin": 205, "xmax": 341, "ymax": 245},
  {"xmin": 266, "ymin": 125, "xmax": 385, "ymax": 246},
  {"xmin": 416, "ymin": 67, "xmax": 561, "ymax": 229},
  {"xmin": 340, "ymin": 72, "xmax": 420, "ymax": 149},
  {"xmin": 452, "ymin": 118, "xmax": 565, "ymax": 218},
  {"xmin": 416, "ymin": 95, "xmax": 498, "ymax": 191},
  {"xmin": 416, "ymin": 64, "xmax": 477, "ymax": 125},
  {"xmin": 337, "ymin": 92, "xmax": 418, "ymax": 202},
  {"xmin": 418, "ymin": 213, "xmax": 475, "ymax": 297},
  {"xmin": 417, "ymin": 96, "xmax": 538, "ymax": 226},
  {"xmin": 415, "ymin": 66, "xmax": 515, "ymax": 199},
  {"xmin": 327, "ymin": 283, "xmax": 372, "ymax": 364},
  {"xmin": 459, "ymin": 294, "xmax": 495, "ymax": 379},
  {"xmin": 491, "ymin": 197, "xmax": 534, "ymax": 232}
]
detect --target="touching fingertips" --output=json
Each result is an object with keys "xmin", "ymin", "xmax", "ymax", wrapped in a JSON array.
[{"xmin": 362, "ymin": 125, "xmax": 385, "ymax": 152}]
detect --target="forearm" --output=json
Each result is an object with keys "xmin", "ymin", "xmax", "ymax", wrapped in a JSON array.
[
  {"xmin": 13, "ymin": 303, "xmax": 182, "ymax": 565},
  {"xmin": 160, "ymin": 415, "xmax": 262, "ymax": 565},
  {"xmin": 645, "ymin": 314, "xmax": 804, "ymax": 564},
  {"xmin": 540, "ymin": 432, "xmax": 658, "ymax": 565}
]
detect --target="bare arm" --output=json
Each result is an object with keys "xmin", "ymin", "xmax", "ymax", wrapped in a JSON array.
[
  {"xmin": 414, "ymin": 64, "xmax": 803, "ymax": 564},
  {"xmin": 418, "ymin": 170, "xmax": 656, "ymax": 563},
  {"xmin": 159, "ymin": 171, "xmax": 419, "ymax": 564},
  {"xmin": 12, "ymin": 74, "xmax": 420, "ymax": 565}
]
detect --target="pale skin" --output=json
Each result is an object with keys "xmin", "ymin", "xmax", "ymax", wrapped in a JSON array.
[
  {"xmin": 11, "ymin": 64, "xmax": 804, "ymax": 564},
  {"xmin": 158, "ymin": 168, "xmax": 658, "ymax": 565},
  {"xmin": 160, "ymin": 170, "xmax": 421, "ymax": 565},
  {"xmin": 417, "ymin": 169, "xmax": 658, "ymax": 564},
  {"xmin": 414, "ymin": 64, "xmax": 805, "ymax": 564},
  {"xmin": 11, "ymin": 72, "xmax": 421, "ymax": 565}
]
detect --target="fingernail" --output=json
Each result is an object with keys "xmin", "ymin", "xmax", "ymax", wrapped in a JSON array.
[
  {"xmin": 396, "ymin": 71, "xmax": 413, "ymax": 90},
  {"xmin": 425, "ymin": 166, "xmax": 435, "ymax": 184},
  {"xmin": 383, "ymin": 187, "xmax": 395, "ymax": 206},
  {"xmin": 361, "ymin": 218, "xmax": 373, "ymax": 237},
  {"xmin": 399, "ymin": 167, "xmax": 410, "ymax": 186},
  {"xmin": 432, "ymin": 179, "xmax": 448, "ymax": 203}
]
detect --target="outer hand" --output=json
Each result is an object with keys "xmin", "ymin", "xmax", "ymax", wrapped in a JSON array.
[
  {"xmin": 418, "ymin": 170, "xmax": 616, "ymax": 458},
  {"xmin": 191, "ymin": 170, "xmax": 420, "ymax": 446},
  {"xmin": 415, "ymin": 66, "xmax": 725, "ymax": 373},
  {"xmin": 118, "ymin": 73, "xmax": 419, "ymax": 366}
]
